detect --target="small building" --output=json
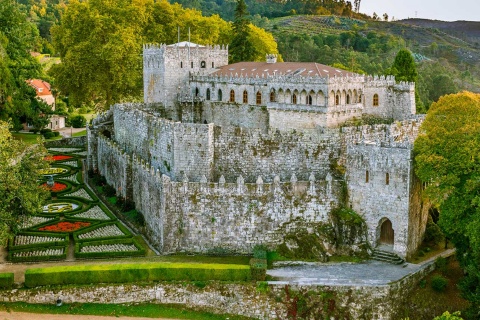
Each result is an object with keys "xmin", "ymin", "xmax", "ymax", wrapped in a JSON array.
[{"xmin": 26, "ymin": 79, "xmax": 66, "ymax": 130}]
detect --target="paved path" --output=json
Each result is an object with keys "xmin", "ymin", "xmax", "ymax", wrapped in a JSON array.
[
  {"xmin": 0, "ymin": 311, "xmax": 177, "ymax": 320},
  {"xmin": 267, "ymin": 249, "xmax": 456, "ymax": 286}
]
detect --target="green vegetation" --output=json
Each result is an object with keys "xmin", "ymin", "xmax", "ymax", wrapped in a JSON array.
[
  {"xmin": 414, "ymin": 92, "xmax": 480, "ymax": 314},
  {"xmin": 72, "ymin": 130, "xmax": 87, "ymax": 137},
  {"xmin": 25, "ymin": 262, "xmax": 251, "ymax": 287},
  {"xmin": 0, "ymin": 273, "xmax": 14, "ymax": 289},
  {"xmin": 0, "ymin": 121, "xmax": 50, "ymax": 246},
  {"xmin": 431, "ymin": 275, "xmax": 449, "ymax": 292},
  {"xmin": 0, "ymin": 302, "xmax": 253, "ymax": 320}
]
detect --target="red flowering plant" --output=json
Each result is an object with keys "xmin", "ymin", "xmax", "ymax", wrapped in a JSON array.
[
  {"xmin": 41, "ymin": 181, "xmax": 67, "ymax": 192},
  {"xmin": 39, "ymin": 221, "xmax": 90, "ymax": 232},
  {"xmin": 44, "ymin": 155, "xmax": 73, "ymax": 161}
]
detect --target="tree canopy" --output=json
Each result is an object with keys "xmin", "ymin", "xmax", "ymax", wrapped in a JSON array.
[
  {"xmin": 229, "ymin": 0, "xmax": 258, "ymax": 63},
  {"xmin": 0, "ymin": 0, "xmax": 51, "ymax": 130},
  {"xmin": 388, "ymin": 48, "xmax": 418, "ymax": 82},
  {"xmin": 414, "ymin": 91, "xmax": 480, "ymax": 312},
  {"xmin": 0, "ymin": 120, "xmax": 50, "ymax": 246}
]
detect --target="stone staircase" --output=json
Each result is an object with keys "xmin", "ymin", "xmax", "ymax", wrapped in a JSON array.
[{"xmin": 371, "ymin": 249, "xmax": 405, "ymax": 265}]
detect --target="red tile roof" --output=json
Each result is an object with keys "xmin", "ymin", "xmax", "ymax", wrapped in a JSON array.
[
  {"xmin": 26, "ymin": 79, "xmax": 52, "ymax": 96},
  {"xmin": 211, "ymin": 62, "xmax": 357, "ymax": 78}
]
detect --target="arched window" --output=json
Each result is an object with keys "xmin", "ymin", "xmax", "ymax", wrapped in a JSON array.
[
  {"xmin": 218, "ymin": 89, "xmax": 222, "ymax": 101},
  {"xmin": 206, "ymin": 88, "xmax": 211, "ymax": 101},
  {"xmin": 200, "ymin": 61, "xmax": 206, "ymax": 68},
  {"xmin": 386, "ymin": 173, "xmax": 390, "ymax": 185},
  {"xmin": 292, "ymin": 94, "xmax": 297, "ymax": 104},
  {"xmin": 270, "ymin": 90, "xmax": 275, "ymax": 102},
  {"xmin": 373, "ymin": 94, "xmax": 379, "ymax": 106},
  {"xmin": 180, "ymin": 62, "xmax": 183, "ymax": 68},
  {"xmin": 346, "ymin": 94, "xmax": 350, "ymax": 104},
  {"xmin": 366, "ymin": 170, "xmax": 369, "ymax": 183},
  {"xmin": 229, "ymin": 89, "xmax": 235, "ymax": 103},
  {"xmin": 335, "ymin": 95, "xmax": 340, "ymax": 105},
  {"xmin": 358, "ymin": 95, "xmax": 362, "ymax": 103},
  {"xmin": 256, "ymin": 91, "xmax": 262, "ymax": 105},
  {"xmin": 243, "ymin": 90, "xmax": 248, "ymax": 103},
  {"xmin": 195, "ymin": 87, "xmax": 199, "ymax": 97},
  {"xmin": 307, "ymin": 95, "xmax": 313, "ymax": 105}
]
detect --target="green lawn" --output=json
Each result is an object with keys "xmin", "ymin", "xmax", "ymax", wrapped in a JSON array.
[
  {"xmin": 72, "ymin": 130, "xmax": 87, "ymax": 137},
  {"xmin": 0, "ymin": 302, "xmax": 253, "ymax": 320},
  {"xmin": 11, "ymin": 132, "xmax": 61, "ymax": 145}
]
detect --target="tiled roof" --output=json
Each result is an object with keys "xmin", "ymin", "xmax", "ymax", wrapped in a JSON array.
[
  {"xmin": 26, "ymin": 79, "xmax": 52, "ymax": 96},
  {"xmin": 211, "ymin": 62, "xmax": 358, "ymax": 78}
]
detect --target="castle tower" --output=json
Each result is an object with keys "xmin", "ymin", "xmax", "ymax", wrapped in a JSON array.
[{"xmin": 143, "ymin": 42, "xmax": 228, "ymax": 107}]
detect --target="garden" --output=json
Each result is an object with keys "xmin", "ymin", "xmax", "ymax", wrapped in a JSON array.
[{"xmin": 7, "ymin": 147, "xmax": 146, "ymax": 263}]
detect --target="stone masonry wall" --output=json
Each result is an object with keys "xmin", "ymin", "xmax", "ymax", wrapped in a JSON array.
[
  {"xmin": 346, "ymin": 144, "xmax": 412, "ymax": 257},
  {"xmin": 160, "ymin": 173, "xmax": 342, "ymax": 254},
  {"xmin": 1, "ymin": 260, "xmax": 437, "ymax": 319}
]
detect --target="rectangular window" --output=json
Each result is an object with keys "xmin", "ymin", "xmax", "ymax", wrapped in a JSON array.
[
  {"xmin": 366, "ymin": 171, "xmax": 369, "ymax": 183},
  {"xmin": 386, "ymin": 173, "xmax": 390, "ymax": 185}
]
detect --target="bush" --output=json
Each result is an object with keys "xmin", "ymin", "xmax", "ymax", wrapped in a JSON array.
[
  {"xmin": 436, "ymin": 257, "xmax": 448, "ymax": 274},
  {"xmin": 431, "ymin": 274, "xmax": 448, "ymax": 292},
  {"xmin": 29, "ymin": 128, "xmax": 39, "ymax": 134},
  {"xmin": 250, "ymin": 258, "xmax": 267, "ymax": 281},
  {"xmin": 43, "ymin": 132, "xmax": 55, "ymax": 139},
  {"xmin": 0, "ymin": 273, "xmax": 14, "ymax": 289},
  {"xmin": 253, "ymin": 245, "xmax": 268, "ymax": 260},
  {"xmin": 24, "ymin": 263, "xmax": 252, "ymax": 287},
  {"xmin": 53, "ymin": 132, "xmax": 60, "ymax": 137},
  {"xmin": 78, "ymin": 107, "xmax": 88, "ymax": 114},
  {"xmin": 103, "ymin": 184, "xmax": 116, "ymax": 197},
  {"xmin": 70, "ymin": 115, "xmax": 87, "ymax": 128},
  {"xmin": 40, "ymin": 128, "xmax": 52, "ymax": 134}
]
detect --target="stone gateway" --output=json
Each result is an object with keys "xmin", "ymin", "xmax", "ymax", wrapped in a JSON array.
[{"xmin": 87, "ymin": 41, "xmax": 428, "ymax": 259}]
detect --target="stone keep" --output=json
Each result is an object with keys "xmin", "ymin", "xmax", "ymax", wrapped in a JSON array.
[{"xmin": 89, "ymin": 41, "xmax": 427, "ymax": 259}]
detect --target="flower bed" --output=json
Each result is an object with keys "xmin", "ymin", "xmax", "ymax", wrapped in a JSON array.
[
  {"xmin": 65, "ymin": 188, "xmax": 94, "ymax": 201},
  {"xmin": 71, "ymin": 206, "xmax": 112, "ymax": 221},
  {"xmin": 62, "ymin": 160, "xmax": 79, "ymax": 168},
  {"xmin": 20, "ymin": 216, "xmax": 55, "ymax": 230},
  {"xmin": 43, "ymin": 202, "xmax": 80, "ymax": 213},
  {"xmin": 47, "ymin": 148, "xmax": 82, "ymax": 153},
  {"xmin": 10, "ymin": 247, "xmax": 66, "ymax": 262},
  {"xmin": 77, "ymin": 224, "xmax": 124, "ymax": 239},
  {"xmin": 44, "ymin": 155, "xmax": 73, "ymax": 161},
  {"xmin": 14, "ymin": 235, "xmax": 65, "ymax": 246},
  {"xmin": 39, "ymin": 221, "xmax": 90, "ymax": 232},
  {"xmin": 62, "ymin": 174, "xmax": 81, "ymax": 184},
  {"xmin": 80, "ymin": 243, "xmax": 138, "ymax": 253},
  {"xmin": 38, "ymin": 167, "xmax": 68, "ymax": 175},
  {"xmin": 42, "ymin": 181, "xmax": 67, "ymax": 192}
]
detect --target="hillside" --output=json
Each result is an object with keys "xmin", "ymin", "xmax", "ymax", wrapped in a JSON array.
[{"xmin": 261, "ymin": 15, "xmax": 480, "ymax": 108}]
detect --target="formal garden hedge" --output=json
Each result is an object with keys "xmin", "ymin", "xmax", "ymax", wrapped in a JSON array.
[
  {"xmin": 0, "ymin": 273, "xmax": 14, "ymax": 289},
  {"xmin": 25, "ymin": 263, "xmax": 252, "ymax": 287},
  {"xmin": 8, "ymin": 245, "xmax": 67, "ymax": 263},
  {"xmin": 8, "ymin": 232, "xmax": 69, "ymax": 250},
  {"xmin": 73, "ymin": 221, "xmax": 131, "ymax": 242}
]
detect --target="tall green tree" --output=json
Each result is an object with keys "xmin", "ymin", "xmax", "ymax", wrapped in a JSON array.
[
  {"xmin": 388, "ymin": 48, "xmax": 418, "ymax": 82},
  {"xmin": 229, "ymin": 0, "xmax": 258, "ymax": 63},
  {"xmin": 414, "ymin": 92, "xmax": 480, "ymax": 314},
  {"xmin": 0, "ymin": 0, "xmax": 50, "ymax": 129},
  {"xmin": 50, "ymin": 0, "xmax": 144, "ymax": 111},
  {"xmin": 0, "ymin": 120, "xmax": 50, "ymax": 246}
]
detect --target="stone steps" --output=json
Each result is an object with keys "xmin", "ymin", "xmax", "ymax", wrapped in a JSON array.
[{"xmin": 371, "ymin": 249, "xmax": 405, "ymax": 265}]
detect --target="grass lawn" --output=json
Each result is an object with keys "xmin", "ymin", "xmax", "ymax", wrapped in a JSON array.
[
  {"xmin": 12, "ymin": 132, "xmax": 61, "ymax": 145},
  {"xmin": 0, "ymin": 302, "xmax": 253, "ymax": 320},
  {"xmin": 72, "ymin": 130, "xmax": 86, "ymax": 137}
]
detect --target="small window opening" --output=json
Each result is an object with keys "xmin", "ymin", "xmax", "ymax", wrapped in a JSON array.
[
  {"xmin": 200, "ymin": 61, "xmax": 206, "ymax": 68},
  {"xmin": 270, "ymin": 91, "xmax": 275, "ymax": 102},
  {"xmin": 366, "ymin": 170, "xmax": 369, "ymax": 183},
  {"xmin": 191, "ymin": 61, "xmax": 194, "ymax": 68},
  {"xmin": 335, "ymin": 95, "xmax": 340, "ymax": 105},
  {"xmin": 243, "ymin": 90, "xmax": 248, "ymax": 103},
  {"xmin": 256, "ymin": 91, "xmax": 262, "ymax": 105},
  {"xmin": 292, "ymin": 94, "xmax": 297, "ymax": 104},
  {"xmin": 229, "ymin": 89, "xmax": 235, "ymax": 102},
  {"xmin": 386, "ymin": 173, "xmax": 390, "ymax": 185},
  {"xmin": 373, "ymin": 94, "xmax": 379, "ymax": 106}
]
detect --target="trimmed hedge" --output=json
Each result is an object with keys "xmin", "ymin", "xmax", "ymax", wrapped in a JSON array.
[
  {"xmin": 0, "ymin": 273, "xmax": 14, "ymax": 289},
  {"xmin": 58, "ymin": 185, "xmax": 99, "ymax": 202},
  {"xmin": 25, "ymin": 263, "xmax": 252, "ymax": 287},
  {"xmin": 65, "ymin": 203, "xmax": 116, "ymax": 221},
  {"xmin": 74, "ymin": 238, "xmax": 146, "ymax": 259}
]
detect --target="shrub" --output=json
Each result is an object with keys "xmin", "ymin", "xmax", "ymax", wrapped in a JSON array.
[
  {"xmin": 40, "ymin": 128, "xmax": 52, "ymax": 134},
  {"xmin": 29, "ymin": 128, "xmax": 39, "ymax": 133},
  {"xmin": 431, "ymin": 274, "xmax": 448, "ymax": 292},
  {"xmin": 103, "ymin": 184, "xmax": 116, "ymax": 197},
  {"xmin": 78, "ymin": 107, "xmax": 88, "ymax": 114},
  {"xmin": 253, "ymin": 245, "xmax": 268, "ymax": 260},
  {"xmin": 250, "ymin": 258, "xmax": 267, "ymax": 281},
  {"xmin": 435, "ymin": 257, "xmax": 448, "ymax": 274},
  {"xmin": 70, "ymin": 115, "xmax": 87, "ymax": 128},
  {"xmin": 53, "ymin": 132, "xmax": 60, "ymax": 137},
  {"xmin": 43, "ymin": 132, "xmax": 55, "ymax": 139},
  {"xmin": 24, "ymin": 263, "xmax": 252, "ymax": 287},
  {"xmin": 0, "ymin": 273, "xmax": 14, "ymax": 289}
]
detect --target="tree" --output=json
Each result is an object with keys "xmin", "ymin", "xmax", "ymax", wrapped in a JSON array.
[
  {"xmin": 388, "ymin": 48, "xmax": 418, "ymax": 82},
  {"xmin": 229, "ymin": 0, "xmax": 258, "ymax": 63},
  {"xmin": 0, "ymin": 120, "xmax": 50, "ymax": 246},
  {"xmin": 50, "ymin": 0, "xmax": 144, "ymax": 111},
  {"xmin": 414, "ymin": 92, "xmax": 480, "ymax": 313},
  {"xmin": 383, "ymin": 13, "xmax": 389, "ymax": 21}
]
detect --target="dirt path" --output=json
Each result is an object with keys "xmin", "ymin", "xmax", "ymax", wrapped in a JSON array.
[{"xmin": 0, "ymin": 311, "xmax": 178, "ymax": 320}]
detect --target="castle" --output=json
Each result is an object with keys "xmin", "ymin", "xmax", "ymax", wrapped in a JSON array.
[{"xmin": 87, "ymin": 41, "xmax": 428, "ymax": 259}]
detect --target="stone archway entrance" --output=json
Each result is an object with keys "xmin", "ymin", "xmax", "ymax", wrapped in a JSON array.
[{"xmin": 379, "ymin": 219, "xmax": 394, "ymax": 245}]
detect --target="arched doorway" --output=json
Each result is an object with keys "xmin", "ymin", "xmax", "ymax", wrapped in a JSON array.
[{"xmin": 379, "ymin": 219, "xmax": 394, "ymax": 245}]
